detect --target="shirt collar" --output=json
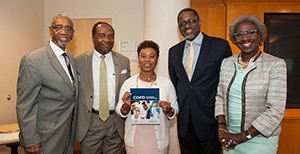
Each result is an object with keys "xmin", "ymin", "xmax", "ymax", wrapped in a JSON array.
[
  {"xmin": 185, "ymin": 32, "xmax": 204, "ymax": 48},
  {"xmin": 50, "ymin": 41, "xmax": 66, "ymax": 57},
  {"xmin": 93, "ymin": 49, "xmax": 112, "ymax": 60}
]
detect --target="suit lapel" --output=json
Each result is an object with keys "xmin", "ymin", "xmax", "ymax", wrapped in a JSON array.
[
  {"xmin": 66, "ymin": 51, "xmax": 77, "ymax": 82},
  {"xmin": 66, "ymin": 51, "xmax": 78, "ymax": 96},
  {"xmin": 85, "ymin": 51, "xmax": 94, "ymax": 91},
  {"xmin": 176, "ymin": 41, "xmax": 190, "ymax": 81},
  {"xmin": 112, "ymin": 52, "xmax": 120, "ymax": 101},
  {"xmin": 45, "ymin": 43, "xmax": 74, "ymax": 92},
  {"xmin": 192, "ymin": 35, "xmax": 210, "ymax": 82}
]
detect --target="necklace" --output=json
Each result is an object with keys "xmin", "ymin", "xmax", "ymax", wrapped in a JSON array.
[
  {"xmin": 136, "ymin": 73, "xmax": 157, "ymax": 88},
  {"xmin": 238, "ymin": 51, "xmax": 260, "ymax": 69},
  {"xmin": 139, "ymin": 73, "xmax": 156, "ymax": 82}
]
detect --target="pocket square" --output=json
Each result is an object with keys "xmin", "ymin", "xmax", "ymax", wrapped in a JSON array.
[{"xmin": 121, "ymin": 69, "xmax": 127, "ymax": 74}]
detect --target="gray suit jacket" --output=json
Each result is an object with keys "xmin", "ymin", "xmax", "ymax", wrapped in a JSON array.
[
  {"xmin": 215, "ymin": 52, "xmax": 287, "ymax": 137},
  {"xmin": 75, "ymin": 50, "xmax": 130, "ymax": 142},
  {"xmin": 16, "ymin": 42, "xmax": 78, "ymax": 154}
]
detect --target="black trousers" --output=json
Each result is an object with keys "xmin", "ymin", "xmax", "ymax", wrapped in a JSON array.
[{"xmin": 178, "ymin": 121, "xmax": 221, "ymax": 154}]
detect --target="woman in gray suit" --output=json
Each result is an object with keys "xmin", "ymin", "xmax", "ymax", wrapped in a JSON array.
[{"xmin": 215, "ymin": 14, "xmax": 287, "ymax": 154}]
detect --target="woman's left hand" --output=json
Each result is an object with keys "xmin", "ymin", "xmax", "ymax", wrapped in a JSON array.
[
  {"xmin": 159, "ymin": 101, "xmax": 172, "ymax": 115},
  {"xmin": 219, "ymin": 131, "xmax": 247, "ymax": 149}
]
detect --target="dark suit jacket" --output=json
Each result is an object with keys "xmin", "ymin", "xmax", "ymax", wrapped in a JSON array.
[
  {"xmin": 168, "ymin": 33, "xmax": 232, "ymax": 141},
  {"xmin": 16, "ymin": 42, "xmax": 78, "ymax": 154},
  {"xmin": 75, "ymin": 50, "xmax": 130, "ymax": 142}
]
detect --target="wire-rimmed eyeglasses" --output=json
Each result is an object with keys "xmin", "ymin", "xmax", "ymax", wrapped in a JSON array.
[
  {"xmin": 179, "ymin": 19, "xmax": 198, "ymax": 28},
  {"xmin": 233, "ymin": 29, "xmax": 258, "ymax": 39},
  {"xmin": 52, "ymin": 24, "xmax": 74, "ymax": 33}
]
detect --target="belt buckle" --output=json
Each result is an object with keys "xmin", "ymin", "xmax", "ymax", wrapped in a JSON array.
[
  {"xmin": 109, "ymin": 110, "xmax": 115, "ymax": 115},
  {"xmin": 92, "ymin": 108, "xmax": 114, "ymax": 115}
]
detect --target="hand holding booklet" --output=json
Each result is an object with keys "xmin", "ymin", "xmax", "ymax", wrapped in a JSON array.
[{"xmin": 130, "ymin": 88, "xmax": 160, "ymax": 124}]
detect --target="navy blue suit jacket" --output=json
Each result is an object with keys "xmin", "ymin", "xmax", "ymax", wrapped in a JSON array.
[{"xmin": 168, "ymin": 33, "xmax": 232, "ymax": 141}]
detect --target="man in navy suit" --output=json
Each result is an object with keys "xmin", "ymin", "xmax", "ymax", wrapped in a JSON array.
[{"xmin": 168, "ymin": 8, "xmax": 232, "ymax": 154}]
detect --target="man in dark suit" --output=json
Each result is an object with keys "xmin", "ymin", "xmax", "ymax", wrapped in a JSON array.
[
  {"xmin": 17, "ymin": 14, "xmax": 78, "ymax": 154},
  {"xmin": 168, "ymin": 8, "xmax": 232, "ymax": 154},
  {"xmin": 75, "ymin": 22, "xmax": 130, "ymax": 154}
]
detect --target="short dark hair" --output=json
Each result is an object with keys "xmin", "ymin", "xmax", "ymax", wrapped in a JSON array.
[
  {"xmin": 177, "ymin": 8, "xmax": 200, "ymax": 23},
  {"xmin": 137, "ymin": 40, "xmax": 160, "ymax": 57},
  {"xmin": 92, "ymin": 21, "xmax": 115, "ymax": 36}
]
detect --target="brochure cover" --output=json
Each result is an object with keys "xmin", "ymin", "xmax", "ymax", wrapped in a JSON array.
[{"xmin": 130, "ymin": 88, "xmax": 160, "ymax": 124}]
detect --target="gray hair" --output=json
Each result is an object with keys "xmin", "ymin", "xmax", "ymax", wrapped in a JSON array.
[
  {"xmin": 50, "ymin": 13, "xmax": 73, "ymax": 26},
  {"xmin": 229, "ymin": 14, "xmax": 267, "ymax": 46}
]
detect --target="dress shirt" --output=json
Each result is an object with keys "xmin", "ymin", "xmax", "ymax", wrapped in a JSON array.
[
  {"xmin": 92, "ymin": 50, "xmax": 116, "ymax": 110},
  {"xmin": 182, "ymin": 32, "xmax": 204, "ymax": 78},
  {"xmin": 50, "ymin": 41, "xmax": 74, "ymax": 83}
]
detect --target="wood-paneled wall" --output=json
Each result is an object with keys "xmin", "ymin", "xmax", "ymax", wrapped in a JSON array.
[
  {"xmin": 279, "ymin": 109, "xmax": 300, "ymax": 154},
  {"xmin": 193, "ymin": 5, "xmax": 226, "ymax": 38},
  {"xmin": 192, "ymin": 0, "xmax": 300, "ymax": 55},
  {"xmin": 192, "ymin": 0, "xmax": 300, "ymax": 153},
  {"xmin": 226, "ymin": 2, "xmax": 300, "ymax": 54}
]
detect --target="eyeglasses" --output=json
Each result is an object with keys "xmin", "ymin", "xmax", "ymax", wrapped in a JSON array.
[
  {"xmin": 52, "ymin": 24, "xmax": 74, "ymax": 33},
  {"xmin": 179, "ymin": 19, "xmax": 198, "ymax": 28},
  {"xmin": 233, "ymin": 29, "xmax": 258, "ymax": 39}
]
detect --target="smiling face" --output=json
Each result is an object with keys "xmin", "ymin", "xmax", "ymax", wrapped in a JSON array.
[
  {"xmin": 92, "ymin": 23, "xmax": 114, "ymax": 55},
  {"xmin": 49, "ymin": 16, "xmax": 74, "ymax": 50},
  {"xmin": 178, "ymin": 11, "xmax": 201, "ymax": 41},
  {"xmin": 138, "ymin": 47, "xmax": 158, "ymax": 74},
  {"xmin": 234, "ymin": 21, "xmax": 260, "ymax": 55}
]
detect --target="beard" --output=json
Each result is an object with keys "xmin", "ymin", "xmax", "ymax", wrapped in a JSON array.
[
  {"xmin": 54, "ymin": 35, "xmax": 71, "ymax": 50},
  {"xmin": 180, "ymin": 28, "xmax": 200, "ymax": 41},
  {"xmin": 184, "ymin": 34, "xmax": 196, "ymax": 41},
  {"xmin": 58, "ymin": 40, "xmax": 68, "ymax": 49}
]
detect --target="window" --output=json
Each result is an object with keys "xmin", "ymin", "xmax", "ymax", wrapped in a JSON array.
[{"xmin": 264, "ymin": 13, "xmax": 300, "ymax": 108}]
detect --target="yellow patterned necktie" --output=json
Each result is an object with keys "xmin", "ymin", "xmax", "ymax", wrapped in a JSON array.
[
  {"xmin": 99, "ymin": 55, "xmax": 109, "ymax": 121},
  {"xmin": 185, "ymin": 42, "xmax": 194, "ymax": 80}
]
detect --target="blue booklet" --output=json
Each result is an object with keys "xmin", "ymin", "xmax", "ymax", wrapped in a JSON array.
[{"xmin": 130, "ymin": 88, "xmax": 160, "ymax": 124}]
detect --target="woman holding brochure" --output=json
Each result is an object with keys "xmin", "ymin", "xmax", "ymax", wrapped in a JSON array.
[{"xmin": 116, "ymin": 40, "xmax": 179, "ymax": 154}]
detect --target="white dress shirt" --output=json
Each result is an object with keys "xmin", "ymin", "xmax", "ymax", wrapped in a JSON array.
[{"xmin": 92, "ymin": 50, "xmax": 116, "ymax": 110}]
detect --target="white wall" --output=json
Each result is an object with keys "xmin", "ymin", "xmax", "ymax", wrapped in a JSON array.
[
  {"xmin": 0, "ymin": 0, "xmax": 44, "ymax": 124},
  {"xmin": 0, "ymin": 0, "xmax": 145, "ymax": 123}
]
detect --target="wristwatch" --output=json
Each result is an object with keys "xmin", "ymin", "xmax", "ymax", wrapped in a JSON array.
[{"xmin": 245, "ymin": 130, "xmax": 253, "ymax": 140}]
